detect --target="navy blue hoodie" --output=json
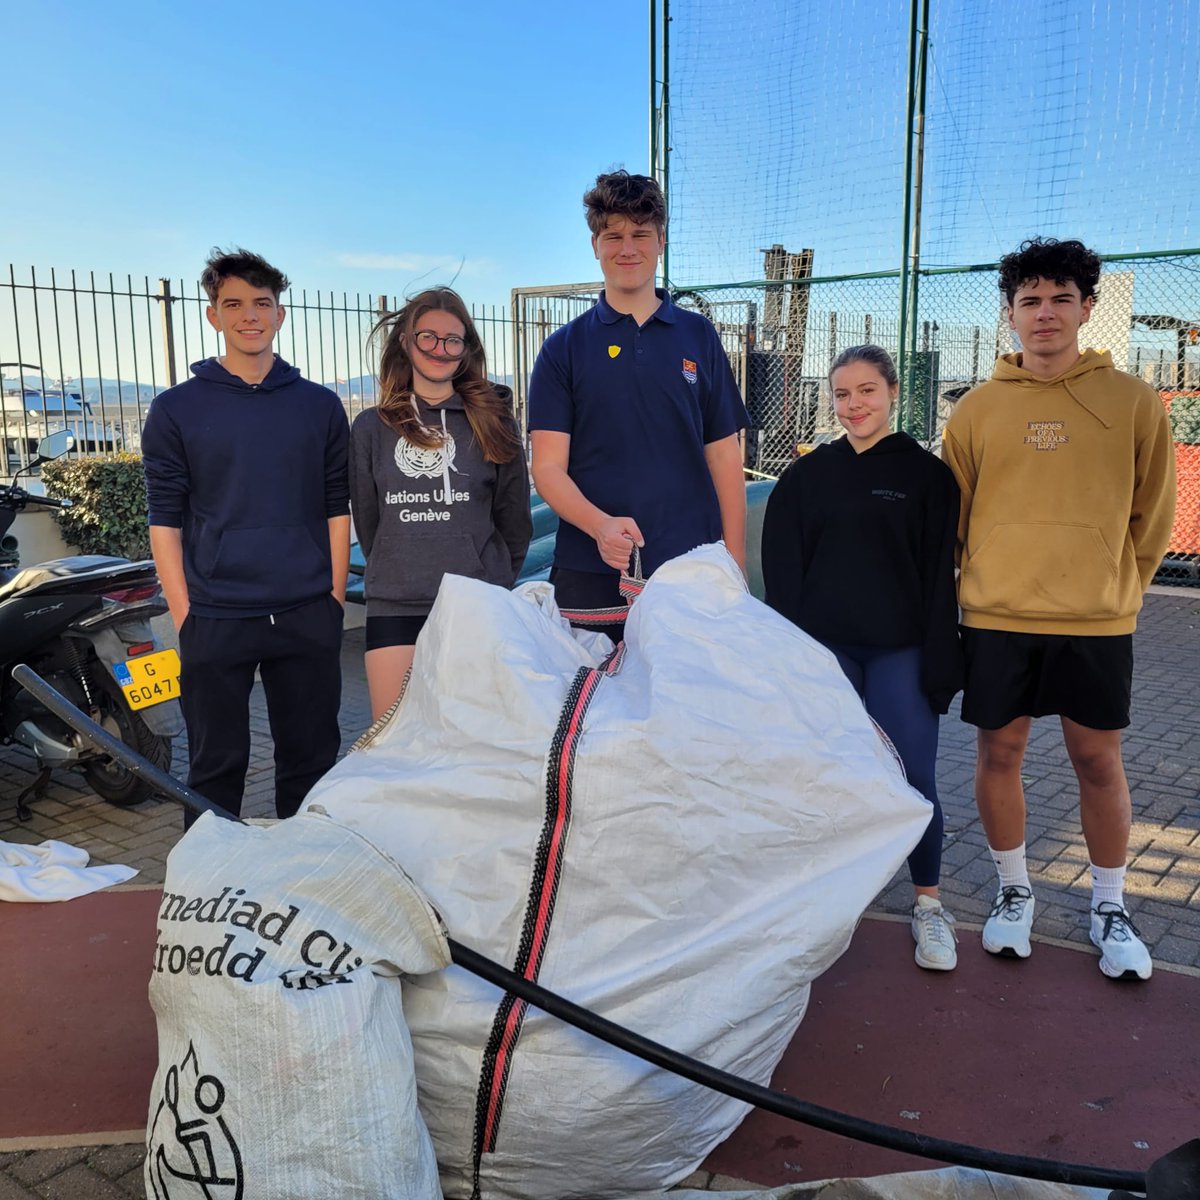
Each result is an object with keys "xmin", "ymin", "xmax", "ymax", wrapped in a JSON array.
[{"xmin": 142, "ymin": 356, "xmax": 350, "ymax": 617}]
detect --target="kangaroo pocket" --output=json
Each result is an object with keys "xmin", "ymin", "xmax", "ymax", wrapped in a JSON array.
[
  {"xmin": 960, "ymin": 522, "xmax": 1121, "ymax": 619},
  {"xmin": 208, "ymin": 525, "xmax": 328, "ymax": 604},
  {"xmin": 365, "ymin": 531, "xmax": 486, "ymax": 607}
]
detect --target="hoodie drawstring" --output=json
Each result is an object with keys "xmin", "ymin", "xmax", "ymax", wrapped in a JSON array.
[
  {"xmin": 410, "ymin": 395, "xmax": 457, "ymax": 503},
  {"xmin": 440, "ymin": 408, "xmax": 451, "ymax": 503},
  {"xmin": 994, "ymin": 349, "xmax": 1114, "ymax": 429},
  {"xmin": 1062, "ymin": 376, "xmax": 1113, "ymax": 429}
]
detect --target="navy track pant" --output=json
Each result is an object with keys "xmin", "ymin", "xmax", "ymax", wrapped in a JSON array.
[{"xmin": 179, "ymin": 593, "xmax": 343, "ymax": 821}]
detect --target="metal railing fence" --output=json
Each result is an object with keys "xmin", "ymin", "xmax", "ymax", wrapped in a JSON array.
[
  {"xmin": 512, "ymin": 250, "xmax": 1200, "ymax": 584},
  {"xmin": 1, "ymin": 266, "xmax": 515, "ymax": 472},
  {"xmin": 5, "ymin": 258, "xmax": 1196, "ymax": 584},
  {"xmin": 509, "ymin": 282, "xmax": 604, "ymax": 435}
]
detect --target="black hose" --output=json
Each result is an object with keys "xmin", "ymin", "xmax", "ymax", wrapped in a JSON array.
[
  {"xmin": 11, "ymin": 663, "xmax": 1147, "ymax": 1195},
  {"xmin": 10, "ymin": 663, "xmax": 227, "ymax": 820},
  {"xmin": 451, "ymin": 941, "xmax": 1144, "ymax": 1194}
]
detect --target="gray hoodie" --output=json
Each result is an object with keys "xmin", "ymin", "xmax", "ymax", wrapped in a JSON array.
[{"xmin": 349, "ymin": 388, "xmax": 532, "ymax": 617}]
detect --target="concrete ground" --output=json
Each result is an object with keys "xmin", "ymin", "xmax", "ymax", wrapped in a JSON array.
[{"xmin": 1, "ymin": 586, "xmax": 1198, "ymax": 1196}]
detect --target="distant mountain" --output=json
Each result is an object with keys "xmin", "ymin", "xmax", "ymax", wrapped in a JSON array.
[
  {"xmin": 322, "ymin": 372, "xmax": 515, "ymax": 402},
  {"xmin": 324, "ymin": 375, "xmax": 380, "ymax": 403},
  {"xmin": 76, "ymin": 378, "xmax": 160, "ymax": 408},
  {"xmin": 2, "ymin": 373, "xmax": 156, "ymax": 411},
  {"xmin": 4, "ymin": 370, "xmax": 520, "ymax": 417}
]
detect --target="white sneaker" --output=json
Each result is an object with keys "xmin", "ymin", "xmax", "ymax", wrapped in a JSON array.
[
  {"xmin": 911, "ymin": 895, "xmax": 958, "ymax": 971},
  {"xmin": 1090, "ymin": 902, "xmax": 1153, "ymax": 981},
  {"xmin": 982, "ymin": 885, "xmax": 1035, "ymax": 958}
]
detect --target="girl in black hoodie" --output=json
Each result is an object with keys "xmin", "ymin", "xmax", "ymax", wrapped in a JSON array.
[
  {"xmin": 762, "ymin": 345, "xmax": 962, "ymax": 971},
  {"xmin": 350, "ymin": 288, "xmax": 531, "ymax": 720}
]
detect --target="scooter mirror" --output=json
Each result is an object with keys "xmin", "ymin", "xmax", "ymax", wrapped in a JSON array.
[
  {"xmin": 9, "ymin": 428, "xmax": 76, "ymax": 484},
  {"xmin": 35, "ymin": 430, "xmax": 75, "ymax": 460}
]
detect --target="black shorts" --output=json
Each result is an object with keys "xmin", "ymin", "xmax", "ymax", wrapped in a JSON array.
[
  {"xmin": 960, "ymin": 627, "xmax": 1133, "ymax": 731},
  {"xmin": 364, "ymin": 615, "xmax": 427, "ymax": 652}
]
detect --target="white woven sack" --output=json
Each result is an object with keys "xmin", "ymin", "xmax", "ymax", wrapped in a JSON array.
[
  {"xmin": 144, "ymin": 808, "xmax": 449, "ymax": 1200},
  {"xmin": 304, "ymin": 544, "xmax": 932, "ymax": 1200},
  {"xmin": 662, "ymin": 1166, "xmax": 1109, "ymax": 1199}
]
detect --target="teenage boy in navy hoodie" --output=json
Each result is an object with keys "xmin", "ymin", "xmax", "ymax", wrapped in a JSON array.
[{"xmin": 142, "ymin": 248, "xmax": 350, "ymax": 820}]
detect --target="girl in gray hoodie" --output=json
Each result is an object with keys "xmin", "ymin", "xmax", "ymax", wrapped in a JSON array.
[{"xmin": 350, "ymin": 288, "xmax": 531, "ymax": 719}]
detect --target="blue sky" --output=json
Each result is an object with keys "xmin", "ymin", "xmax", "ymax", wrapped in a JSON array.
[
  {"xmin": 6, "ymin": 0, "xmax": 1198, "ymax": 306},
  {"xmin": 4, "ymin": 0, "xmax": 647, "ymax": 308}
]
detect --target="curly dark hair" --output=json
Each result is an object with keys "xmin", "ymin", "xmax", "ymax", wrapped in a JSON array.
[
  {"xmin": 998, "ymin": 237, "xmax": 1101, "ymax": 305},
  {"xmin": 200, "ymin": 247, "xmax": 290, "ymax": 304},
  {"xmin": 371, "ymin": 287, "xmax": 521, "ymax": 465},
  {"xmin": 583, "ymin": 170, "xmax": 666, "ymax": 235}
]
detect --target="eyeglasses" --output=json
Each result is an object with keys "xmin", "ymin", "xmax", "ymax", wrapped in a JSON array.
[{"xmin": 413, "ymin": 330, "xmax": 467, "ymax": 358}]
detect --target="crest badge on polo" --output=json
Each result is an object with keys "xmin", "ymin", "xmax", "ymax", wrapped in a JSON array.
[
  {"xmin": 608, "ymin": 345, "xmax": 621, "ymax": 359},
  {"xmin": 682, "ymin": 357, "xmax": 698, "ymax": 384}
]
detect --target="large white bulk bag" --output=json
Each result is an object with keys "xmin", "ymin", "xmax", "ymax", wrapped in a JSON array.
[
  {"xmin": 305, "ymin": 544, "xmax": 932, "ymax": 1200},
  {"xmin": 144, "ymin": 809, "xmax": 449, "ymax": 1200},
  {"xmin": 661, "ymin": 1168, "xmax": 1110, "ymax": 1199}
]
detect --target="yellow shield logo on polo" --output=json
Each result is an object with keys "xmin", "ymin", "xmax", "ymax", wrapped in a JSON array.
[{"xmin": 608, "ymin": 345, "xmax": 621, "ymax": 359}]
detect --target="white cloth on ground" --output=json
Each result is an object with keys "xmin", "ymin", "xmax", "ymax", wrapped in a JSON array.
[{"xmin": 0, "ymin": 838, "xmax": 136, "ymax": 902}]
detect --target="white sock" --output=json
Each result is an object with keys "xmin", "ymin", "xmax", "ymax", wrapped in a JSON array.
[
  {"xmin": 1090, "ymin": 864, "xmax": 1126, "ymax": 910},
  {"xmin": 989, "ymin": 843, "xmax": 1030, "ymax": 892}
]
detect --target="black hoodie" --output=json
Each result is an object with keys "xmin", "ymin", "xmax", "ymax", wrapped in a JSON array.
[
  {"xmin": 142, "ymin": 356, "xmax": 350, "ymax": 617},
  {"xmin": 761, "ymin": 432, "xmax": 962, "ymax": 712}
]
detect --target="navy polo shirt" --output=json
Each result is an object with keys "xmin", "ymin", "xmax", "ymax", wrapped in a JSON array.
[{"xmin": 528, "ymin": 289, "xmax": 749, "ymax": 576}]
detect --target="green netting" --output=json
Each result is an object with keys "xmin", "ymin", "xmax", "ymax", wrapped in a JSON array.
[{"xmin": 663, "ymin": 0, "xmax": 1200, "ymax": 284}]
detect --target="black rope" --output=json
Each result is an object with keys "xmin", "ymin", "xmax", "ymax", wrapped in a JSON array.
[
  {"xmin": 449, "ymin": 941, "xmax": 1144, "ymax": 1194},
  {"xmin": 11, "ymin": 663, "xmax": 228, "ymax": 820},
  {"xmin": 12, "ymin": 664, "xmax": 1148, "ymax": 1196}
]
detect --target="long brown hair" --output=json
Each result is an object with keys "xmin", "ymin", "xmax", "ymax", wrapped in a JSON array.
[{"xmin": 371, "ymin": 287, "xmax": 521, "ymax": 463}]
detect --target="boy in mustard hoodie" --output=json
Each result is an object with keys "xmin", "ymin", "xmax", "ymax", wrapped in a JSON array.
[{"xmin": 943, "ymin": 237, "xmax": 1175, "ymax": 980}]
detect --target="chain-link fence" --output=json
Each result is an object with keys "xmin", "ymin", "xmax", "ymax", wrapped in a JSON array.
[{"xmin": 513, "ymin": 250, "xmax": 1200, "ymax": 585}]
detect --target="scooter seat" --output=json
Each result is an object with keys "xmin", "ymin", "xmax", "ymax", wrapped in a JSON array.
[{"xmin": 0, "ymin": 556, "xmax": 146, "ymax": 602}]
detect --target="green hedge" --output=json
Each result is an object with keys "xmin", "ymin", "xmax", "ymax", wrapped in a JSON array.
[
  {"xmin": 1169, "ymin": 394, "xmax": 1200, "ymax": 444},
  {"xmin": 41, "ymin": 453, "xmax": 151, "ymax": 561}
]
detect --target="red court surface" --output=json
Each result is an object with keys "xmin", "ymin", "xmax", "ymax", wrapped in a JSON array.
[
  {"xmin": 704, "ymin": 916, "xmax": 1199, "ymax": 1185},
  {"xmin": 2, "ymin": 891, "xmax": 1196, "ymax": 1186},
  {"xmin": 1, "ymin": 888, "xmax": 158, "ymax": 1145}
]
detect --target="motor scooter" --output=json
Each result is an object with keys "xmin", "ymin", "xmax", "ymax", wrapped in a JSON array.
[{"xmin": 0, "ymin": 430, "xmax": 183, "ymax": 817}]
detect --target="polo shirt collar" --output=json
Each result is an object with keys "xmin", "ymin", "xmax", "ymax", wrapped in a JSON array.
[{"xmin": 595, "ymin": 288, "xmax": 677, "ymax": 326}]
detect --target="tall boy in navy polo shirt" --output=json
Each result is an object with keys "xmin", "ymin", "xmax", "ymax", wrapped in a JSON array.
[{"xmin": 529, "ymin": 170, "xmax": 748, "ymax": 635}]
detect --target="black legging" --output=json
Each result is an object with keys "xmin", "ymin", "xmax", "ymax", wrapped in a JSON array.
[{"xmin": 825, "ymin": 641, "xmax": 944, "ymax": 888}]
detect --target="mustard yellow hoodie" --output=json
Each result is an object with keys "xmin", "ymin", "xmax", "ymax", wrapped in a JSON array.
[{"xmin": 942, "ymin": 350, "xmax": 1176, "ymax": 635}]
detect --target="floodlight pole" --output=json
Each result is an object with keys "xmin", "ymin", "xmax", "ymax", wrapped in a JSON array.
[
  {"xmin": 897, "ymin": 0, "xmax": 929, "ymax": 432},
  {"xmin": 908, "ymin": 0, "xmax": 931, "ymax": 403},
  {"xmin": 649, "ymin": 0, "xmax": 671, "ymax": 289},
  {"xmin": 661, "ymin": 0, "xmax": 671, "ymax": 289},
  {"xmin": 650, "ymin": 0, "xmax": 658, "ymax": 176}
]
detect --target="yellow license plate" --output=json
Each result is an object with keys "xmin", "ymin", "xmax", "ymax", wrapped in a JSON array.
[{"xmin": 113, "ymin": 648, "xmax": 182, "ymax": 711}]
